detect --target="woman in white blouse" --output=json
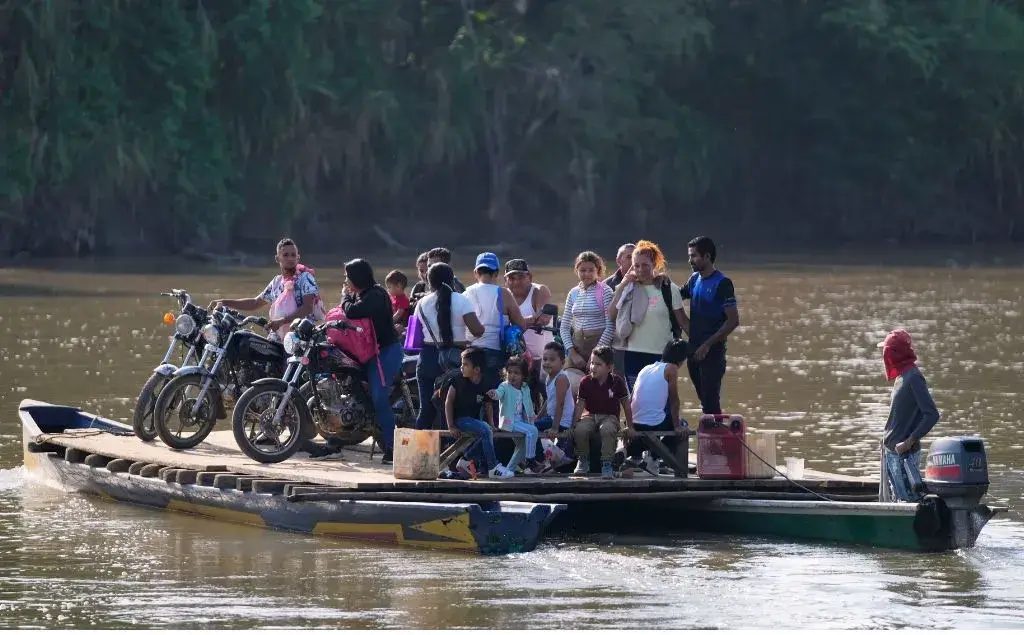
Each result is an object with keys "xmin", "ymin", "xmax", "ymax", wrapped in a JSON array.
[{"xmin": 413, "ymin": 263, "xmax": 485, "ymax": 429}]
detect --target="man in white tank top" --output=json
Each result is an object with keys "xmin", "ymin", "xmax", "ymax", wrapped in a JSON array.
[
  {"xmin": 628, "ymin": 339, "xmax": 690, "ymax": 460},
  {"xmin": 504, "ymin": 259, "xmax": 554, "ymax": 364}
]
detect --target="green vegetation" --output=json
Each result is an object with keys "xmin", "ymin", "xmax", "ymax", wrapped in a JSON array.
[{"xmin": 3, "ymin": 0, "xmax": 1024, "ymax": 256}]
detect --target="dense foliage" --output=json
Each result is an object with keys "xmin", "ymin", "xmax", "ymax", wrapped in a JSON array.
[{"xmin": 3, "ymin": 0, "xmax": 1024, "ymax": 256}]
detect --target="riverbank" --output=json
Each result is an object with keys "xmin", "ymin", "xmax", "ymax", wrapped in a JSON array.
[{"xmin": 3, "ymin": 243, "xmax": 1024, "ymax": 275}]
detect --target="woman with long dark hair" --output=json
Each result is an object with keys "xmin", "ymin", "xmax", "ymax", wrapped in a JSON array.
[
  {"xmin": 413, "ymin": 263, "xmax": 484, "ymax": 429},
  {"xmin": 335, "ymin": 258, "xmax": 405, "ymax": 463}
]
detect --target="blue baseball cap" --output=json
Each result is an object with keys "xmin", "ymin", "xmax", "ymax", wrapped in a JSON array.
[{"xmin": 474, "ymin": 252, "xmax": 500, "ymax": 272}]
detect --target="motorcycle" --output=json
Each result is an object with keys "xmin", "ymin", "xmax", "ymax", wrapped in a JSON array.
[
  {"xmin": 131, "ymin": 289, "xmax": 209, "ymax": 441},
  {"xmin": 152, "ymin": 306, "xmax": 284, "ymax": 450},
  {"xmin": 231, "ymin": 317, "xmax": 418, "ymax": 464}
]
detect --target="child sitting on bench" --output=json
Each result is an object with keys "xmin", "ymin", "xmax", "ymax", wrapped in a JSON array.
[
  {"xmin": 488, "ymin": 356, "xmax": 544, "ymax": 474},
  {"xmin": 443, "ymin": 347, "xmax": 515, "ymax": 479},
  {"xmin": 572, "ymin": 345, "xmax": 633, "ymax": 479}
]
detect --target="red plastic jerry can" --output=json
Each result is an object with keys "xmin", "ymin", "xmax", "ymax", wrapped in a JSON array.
[{"xmin": 697, "ymin": 414, "xmax": 746, "ymax": 479}]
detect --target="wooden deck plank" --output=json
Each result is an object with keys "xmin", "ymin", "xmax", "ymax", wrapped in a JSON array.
[{"xmin": 36, "ymin": 427, "xmax": 877, "ymax": 496}]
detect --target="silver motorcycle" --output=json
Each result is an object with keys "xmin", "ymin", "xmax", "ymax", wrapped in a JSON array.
[
  {"xmin": 152, "ymin": 307, "xmax": 283, "ymax": 450},
  {"xmin": 131, "ymin": 289, "xmax": 210, "ymax": 441}
]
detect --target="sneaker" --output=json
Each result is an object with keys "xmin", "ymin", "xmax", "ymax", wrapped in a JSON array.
[
  {"xmin": 488, "ymin": 463, "xmax": 514, "ymax": 479},
  {"xmin": 306, "ymin": 443, "xmax": 345, "ymax": 461},
  {"xmin": 601, "ymin": 460, "xmax": 615, "ymax": 479},
  {"xmin": 380, "ymin": 448, "xmax": 393, "ymax": 465},
  {"xmin": 573, "ymin": 458, "xmax": 590, "ymax": 475},
  {"xmin": 456, "ymin": 458, "xmax": 474, "ymax": 475}
]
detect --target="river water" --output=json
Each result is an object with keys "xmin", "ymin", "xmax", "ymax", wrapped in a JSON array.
[{"xmin": 1, "ymin": 260, "xmax": 1021, "ymax": 628}]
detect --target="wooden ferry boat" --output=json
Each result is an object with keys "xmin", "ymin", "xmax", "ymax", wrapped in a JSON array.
[{"xmin": 19, "ymin": 399, "xmax": 1004, "ymax": 555}]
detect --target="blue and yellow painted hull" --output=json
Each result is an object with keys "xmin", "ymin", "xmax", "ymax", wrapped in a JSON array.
[{"xmin": 20, "ymin": 400, "xmax": 562, "ymax": 555}]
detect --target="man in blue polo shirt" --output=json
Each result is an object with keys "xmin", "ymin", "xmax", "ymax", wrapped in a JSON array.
[{"xmin": 680, "ymin": 236, "xmax": 739, "ymax": 414}]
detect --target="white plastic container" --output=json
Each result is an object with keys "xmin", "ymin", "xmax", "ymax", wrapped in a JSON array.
[
  {"xmin": 393, "ymin": 429, "xmax": 440, "ymax": 480},
  {"xmin": 785, "ymin": 457, "xmax": 805, "ymax": 480},
  {"xmin": 744, "ymin": 430, "xmax": 778, "ymax": 478}
]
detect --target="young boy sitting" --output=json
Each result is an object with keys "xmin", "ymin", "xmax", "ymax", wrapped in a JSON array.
[
  {"xmin": 385, "ymin": 269, "xmax": 411, "ymax": 326},
  {"xmin": 572, "ymin": 345, "xmax": 633, "ymax": 479},
  {"xmin": 444, "ymin": 347, "xmax": 515, "ymax": 479},
  {"xmin": 627, "ymin": 339, "xmax": 689, "ymax": 467}
]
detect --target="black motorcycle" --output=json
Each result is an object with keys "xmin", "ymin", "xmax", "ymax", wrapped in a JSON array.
[
  {"xmin": 131, "ymin": 289, "xmax": 210, "ymax": 441},
  {"xmin": 231, "ymin": 317, "xmax": 417, "ymax": 464},
  {"xmin": 152, "ymin": 307, "xmax": 284, "ymax": 450}
]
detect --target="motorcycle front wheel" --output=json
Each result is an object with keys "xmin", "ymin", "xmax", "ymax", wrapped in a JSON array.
[
  {"xmin": 153, "ymin": 374, "xmax": 220, "ymax": 450},
  {"xmin": 232, "ymin": 384, "xmax": 309, "ymax": 464},
  {"xmin": 132, "ymin": 373, "xmax": 168, "ymax": 442}
]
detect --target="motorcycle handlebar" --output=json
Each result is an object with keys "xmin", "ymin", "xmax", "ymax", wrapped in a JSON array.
[
  {"xmin": 240, "ymin": 316, "xmax": 268, "ymax": 328},
  {"xmin": 161, "ymin": 289, "xmax": 192, "ymax": 307},
  {"xmin": 322, "ymin": 320, "xmax": 363, "ymax": 333}
]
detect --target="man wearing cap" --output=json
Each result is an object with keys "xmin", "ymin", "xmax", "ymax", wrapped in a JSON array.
[
  {"xmin": 463, "ymin": 252, "xmax": 537, "ymax": 390},
  {"xmin": 504, "ymin": 258, "xmax": 554, "ymax": 369},
  {"xmin": 878, "ymin": 328, "xmax": 941, "ymax": 502}
]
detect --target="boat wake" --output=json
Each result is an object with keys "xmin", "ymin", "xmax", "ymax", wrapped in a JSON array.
[{"xmin": 0, "ymin": 466, "xmax": 27, "ymax": 492}]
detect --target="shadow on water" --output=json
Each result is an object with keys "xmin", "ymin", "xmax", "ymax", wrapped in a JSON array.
[
  {"xmin": 1, "ymin": 257, "xmax": 261, "ymax": 277},
  {"xmin": 0, "ymin": 283, "xmax": 140, "ymax": 299}
]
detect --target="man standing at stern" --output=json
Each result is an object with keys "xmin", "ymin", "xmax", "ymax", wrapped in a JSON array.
[
  {"xmin": 681, "ymin": 236, "xmax": 738, "ymax": 414},
  {"xmin": 878, "ymin": 329, "xmax": 940, "ymax": 503}
]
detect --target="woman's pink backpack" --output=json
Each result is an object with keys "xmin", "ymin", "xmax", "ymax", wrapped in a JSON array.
[{"xmin": 324, "ymin": 306, "xmax": 379, "ymax": 364}]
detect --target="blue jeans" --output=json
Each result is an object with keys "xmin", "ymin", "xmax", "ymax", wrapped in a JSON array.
[
  {"xmin": 884, "ymin": 448, "xmax": 923, "ymax": 502},
  {"xmin": 367, "ymin": 342, "xmax": 404, "ymax": 451},
  {"xmin": 534, "ymin": 415, "xmax": 573, "ymax": 461},
  {"xmin": 456, "ymin": 416, "xmax": 498, "ymax": 472},
  {"xmin": 506, "ymin": 419, "xmax": 539, "ymax": 469},
  {"xmin": 415, "ymin": 345, "xmax": 460, "ymax": 430}
]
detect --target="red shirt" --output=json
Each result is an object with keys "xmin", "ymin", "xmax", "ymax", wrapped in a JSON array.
[
  {"xmin": 578, "ymin": 373, "xmax": 629, "ymax": 416},
  {"xmin": 390, "ymin": 292, "xmax": 410, "ymax": 312}
]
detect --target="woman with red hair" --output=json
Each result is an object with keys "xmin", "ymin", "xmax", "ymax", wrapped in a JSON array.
[{"xmin": 607, "ymin": 240, "xmax": 689, "ymax": 391}]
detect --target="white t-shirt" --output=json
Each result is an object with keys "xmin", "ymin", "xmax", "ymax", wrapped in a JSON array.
[
  {"xmin": 416, "ymin": 291, "xmax": 476, "ymax": 344},
  {"xmin": 463, "ymin": 282, "xmax": 503, "ymax": 350}
]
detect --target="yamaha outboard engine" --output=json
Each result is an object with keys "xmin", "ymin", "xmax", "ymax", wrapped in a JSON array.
[
  {"xmin": 923, "ymin": 436, "xmax": 989, "ymax": 510},
  {"xmin": 920, "ymin": 436, "xmax": 992, "ymax": 549}
]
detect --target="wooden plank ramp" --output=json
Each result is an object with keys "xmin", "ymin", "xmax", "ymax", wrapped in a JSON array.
[{"xmin": 34, "ymin": 427, "xmax": 877, "ymax": 498}]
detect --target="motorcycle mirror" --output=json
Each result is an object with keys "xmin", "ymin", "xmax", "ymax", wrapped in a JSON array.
[
  {"xmin": 541, "ymin": 303, "xmax": 558, "ymax": 317},
  {"xmin": 295, "ymin": 318, "xmax": 315, "ymax": 341}
]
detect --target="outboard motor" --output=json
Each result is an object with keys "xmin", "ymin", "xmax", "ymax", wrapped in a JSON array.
[{"xmin": 924, "ymin": 436, "xmax": 989, "ymax": 510}]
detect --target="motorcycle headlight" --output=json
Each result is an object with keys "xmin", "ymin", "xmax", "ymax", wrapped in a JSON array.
[
  {"xmin": 283, "ymin": 331, "xmax": 300, "ymax": 355},
  {"xmin": 201, "ymin": 324, "xmax": 220, "ymax": 345},
  {"xmin": 175, "ymin": 314, "xmax": 196, "ymax": 337}
]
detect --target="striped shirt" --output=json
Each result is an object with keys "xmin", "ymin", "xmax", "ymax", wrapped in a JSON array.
[{"xmin": 560, "ymin": 282, "xmax": 614, "ymax": 348}]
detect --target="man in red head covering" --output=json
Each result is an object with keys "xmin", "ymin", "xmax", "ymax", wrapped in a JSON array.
[{"xmin": 878, "ymin": 329, "xmax": 941, "ymax": 502}]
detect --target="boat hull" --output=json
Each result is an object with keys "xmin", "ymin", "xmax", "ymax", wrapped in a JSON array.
[
  {"xmin": 20, "ymin": 401, "xmax": 561, "ymax": 556},
  {"xmin": 19, "ymin": 399, "xmax": 1002, "ymax": 553},
  {"xmin": 550, "ymin": 496, "xmax": 1001, "ymax": 551}
]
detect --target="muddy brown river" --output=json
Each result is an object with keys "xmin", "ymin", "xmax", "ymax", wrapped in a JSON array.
[{"xmin": 1, "ymin": 258, "xmax": 1021, "ymax": 628}]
